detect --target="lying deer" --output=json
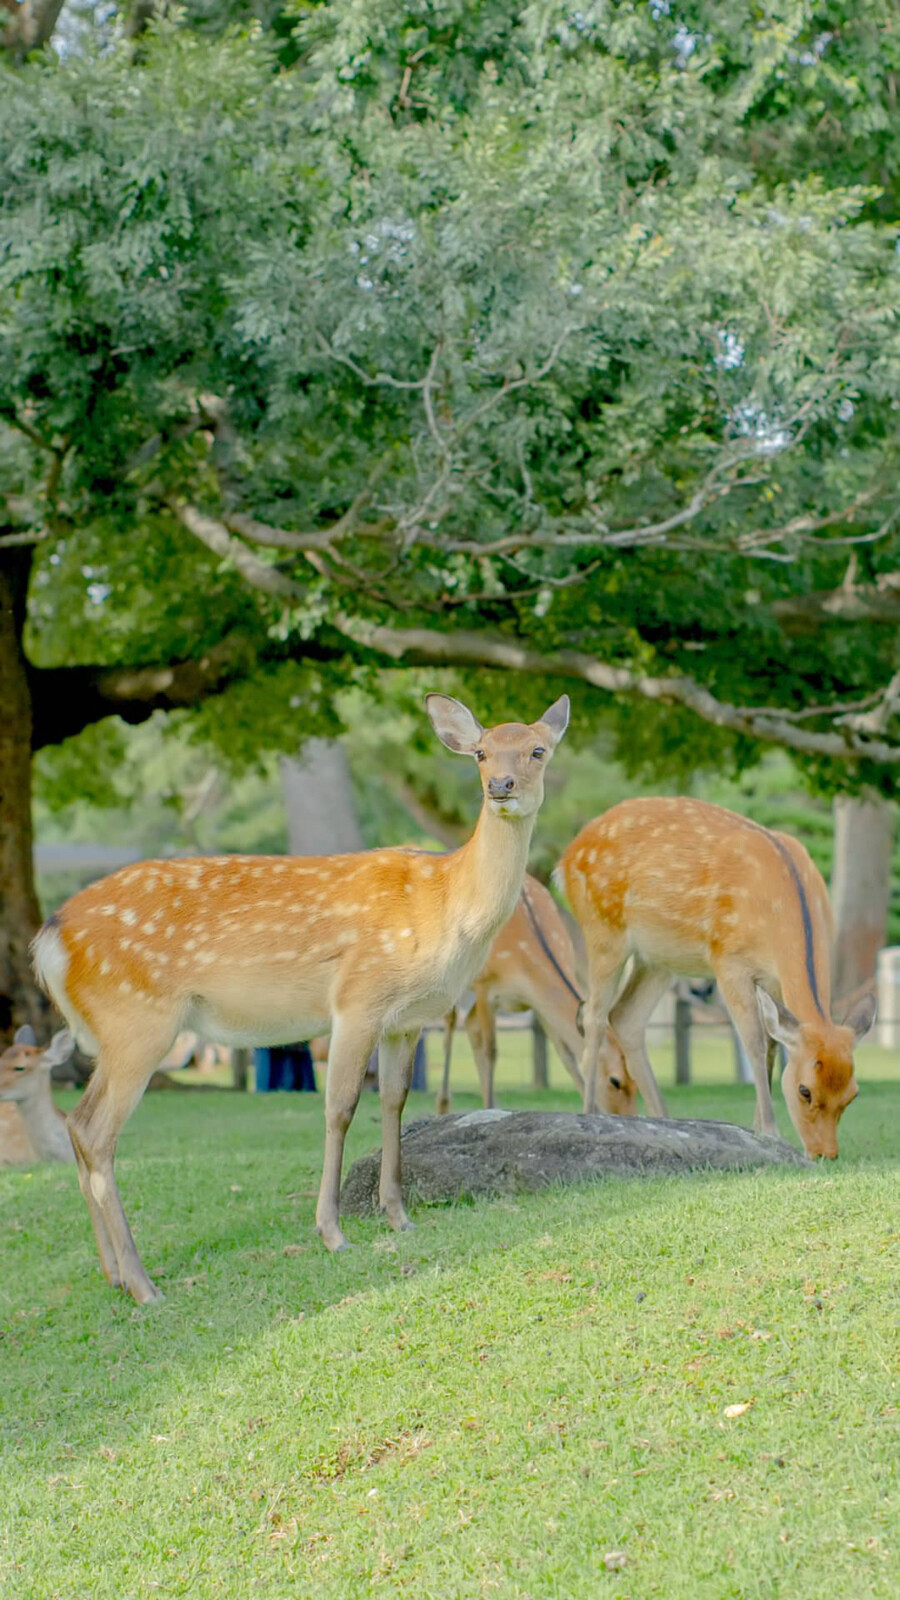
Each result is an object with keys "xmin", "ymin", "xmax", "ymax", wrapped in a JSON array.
[
  {"xmin": 32, "ymin": 692, "xmax": 569, "ymax": 1303},
  {"xmin": 0, "ymin": 1027, "xmax": 75, "ymax": 1165},
  {"xmin": 559, "ymin": 797, "xmax": 875, "ymax": 1158},
  {"xmin": 436, "ymin": 875, "xmax": 634, "ymax": 1115}
]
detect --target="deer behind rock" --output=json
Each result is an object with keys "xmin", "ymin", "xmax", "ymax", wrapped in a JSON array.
[{"xmin": 0, "ymin": 1027, "xmax": 75, "ymax": 1165}]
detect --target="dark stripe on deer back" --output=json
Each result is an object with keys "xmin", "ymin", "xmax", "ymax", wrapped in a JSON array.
[
  {"xmin": 729, "ymin": 813, "xmax": 825, "ymax": 1018},
  {"xmin": 521, "ymin": 884, "xmax": 584, "ymax": 1008}
]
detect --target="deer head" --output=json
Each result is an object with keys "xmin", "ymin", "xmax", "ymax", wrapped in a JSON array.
[
  {"xmin": 756, "ymin": 988, "xmax": 874, "ymax": 1159},
  {"xmin": 425, "ymin": 694, "xmax": 570, "ymax": 819},
  {"xmin": 0, "ymin": 1027, "xmax": 74, "ymax": 1104},
  {"xmin": 597, "ymin": 1028, "xmax": 638, "ymax": 1116}
]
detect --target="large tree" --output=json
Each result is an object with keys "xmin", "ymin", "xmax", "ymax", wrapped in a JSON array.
[{"xmin": 2, "ymin": 0, "xmax": 899, "ymax": 1034}]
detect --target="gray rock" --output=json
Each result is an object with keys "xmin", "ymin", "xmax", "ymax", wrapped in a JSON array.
[{"xmin": 340, "ymin": 1110, "xmax": 809, "ymax": 1215}]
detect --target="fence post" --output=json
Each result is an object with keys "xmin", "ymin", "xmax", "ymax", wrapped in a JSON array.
[
  {"xmin": 232, "ymin": 1047, "xmax": 250, "ymax": 1091},
  {"xmin": 532, "ymin": 1018, "xmax": 549, "ymax": 1089},
  {"xmin": 674, "ymin": 988, "xmax": 692, "ymax": 1085}
]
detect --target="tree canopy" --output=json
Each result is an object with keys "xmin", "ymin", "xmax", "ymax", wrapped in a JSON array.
[{"xmin": 3, "ymin": 0, "xmax": 900, "ymax": 777}]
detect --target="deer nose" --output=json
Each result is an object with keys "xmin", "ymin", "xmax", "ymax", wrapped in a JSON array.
[{"xmin": 488, "ymin": 775, "xmax": 516, "ymax": 797}]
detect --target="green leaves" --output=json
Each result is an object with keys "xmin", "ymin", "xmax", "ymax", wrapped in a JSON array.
[{"xmin": 3, "ymin": 0, "xmax": 900, "ymax": 797}]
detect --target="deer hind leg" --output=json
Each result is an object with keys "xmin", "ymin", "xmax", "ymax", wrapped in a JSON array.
[
  {"xmin": 67, "ymin": 1092, "xmax": 121, "ymax": 1290},
  {"xmin": 716, "ymin": 965, "xmax": 778, "ymax": 1137},
  {"xmin": 377, "ymin": 1031, "xmax": 420, "ymax": 1233},
  {"xmin": 315, "ymin": 1011, "xmax": 378, "ymax": 1253},
  {"xmin": 580, "ymin": 949, "xmax": 625, "ymax": 1113},
  {"xmin": 607, "ymin": 962, "xmax": 670, "ymax": 1118},
  {"xmin": 67, "ymin": 1025, "xmax": 173, "ymax": 1305},
  {"xmin": 436, "ymin": 1007, "xmax": 456, "ymax": 1116},
  {"xmin": 466, "ymin": 989, "xmax": 497, "ymax": 1108}
]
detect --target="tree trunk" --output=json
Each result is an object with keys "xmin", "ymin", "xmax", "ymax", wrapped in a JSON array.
[
  {"xmin": 831, "ymin": 793, "xmax": 894, "ymax": 1003},
  {"xmin": 281, "ymin": 738, "xmax": 363, "ymax": 855},
  {"xmin": 1, "ymin": 0, "xmax": 67, "ymax": 59},
  {"xmin": 0, "ymin": 549, "xmax": 46, "ymax": 1043}
]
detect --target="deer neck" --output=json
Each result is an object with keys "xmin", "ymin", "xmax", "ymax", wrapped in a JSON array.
[
  {"xmin": 448, "ymin": 802, "xmax": 535, "ymax": 944},
  {"xmin": 15, "ymin": 1079, "xmax": 73, "ymax": 1162}
]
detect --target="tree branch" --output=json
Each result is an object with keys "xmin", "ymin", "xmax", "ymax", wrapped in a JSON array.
[
  {"xmin": 773, "ymin": 576, "xmax": 900, "ymax": 630},
  {"xmin": 333, "ymin": 615, "xmax": 900, "ymax": 768},
  {"xmin": 165, "ymin": 500, "xmax": 306, "ymax": 601},
  {"xmin": 28, "ymin": 630, "xmax": 344, "ymax": 750}
]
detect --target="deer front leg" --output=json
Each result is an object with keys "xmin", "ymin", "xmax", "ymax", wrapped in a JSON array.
[
  {"xmin": 316, "ymin": 1013, "xmax": 377, "ymax": 1252},
  {"xmin": 377, "ymin": 1031, "xmax": 419, "ymax": 1232},
  {"xmin": 543, "ymin": 1024, "xmax": 585, "ymax": 1095},
  {"xmin": 716, "ymin": 967, "xmax": 779, "ymax": 1138}
]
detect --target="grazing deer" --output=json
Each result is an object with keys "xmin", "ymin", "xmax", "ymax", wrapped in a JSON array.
[
  {"xmin": 559, "ymin": 797, "xmax": 875, "ymax": 1158},
  {"xmin": 32, "ymin": 693, "xmax": 569, "ymax": 1303},
  {"xmin": 0, "ymin": 1027, "xmax": 75, "ymax": 1165},
  {"xmin": 436, "ymin": 875, "xmax": 635, "ymax": 1116}
]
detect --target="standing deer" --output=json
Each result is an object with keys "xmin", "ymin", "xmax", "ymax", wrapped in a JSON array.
[
  {"xmin": 559, "ymin": 797, "xmax": 875, "ymax": 1158},
  {"xmin": 32, "ymin": 693, "xmax": 569, "ymax": 1303},
  {"xmin": 0, "ymin": 1027, "xmax": 75, "ymax": 1165},
  {"xmin": 436, "ymin": 875, "xmax": 634, "ymax": 1116}
]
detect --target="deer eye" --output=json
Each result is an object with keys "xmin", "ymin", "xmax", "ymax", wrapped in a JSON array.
[
  {"xmin": 798, "ymin": 1084, "xmax": 812, "ymax": 1102},
  {"xmin": 532, "ymin": 747, "xmax": 546, "ymax": 760},
  {"xmin": 474, "ymin": 749, "xmax": 486, "ymax": 763},
  {"xmin": 609, "ymin": 1076, "xmax": 622, "ymax": 1091}
]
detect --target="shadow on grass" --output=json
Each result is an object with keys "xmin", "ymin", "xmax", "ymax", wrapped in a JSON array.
[{"xmin": 1, "ymin": 1080, "xmax": 898, "ymax": 1469}]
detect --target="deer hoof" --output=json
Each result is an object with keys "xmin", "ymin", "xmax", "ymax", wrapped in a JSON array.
[
  {"xmin": 129, "ymin": 1278, "xmax": 165, "ymax": 1306},
  {"xmin": 316, "ymin": 1223, "xmax": 351, "ymax": 1253},
  {"xmin": 384, "ymin": 1207, "xmax": 414, "ymax": 1233}
]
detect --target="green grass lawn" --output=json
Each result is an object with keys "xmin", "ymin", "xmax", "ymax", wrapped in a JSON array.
[{"xmin": 1, "ymin": 1040, "xmax": 898, "ymax": 1599}]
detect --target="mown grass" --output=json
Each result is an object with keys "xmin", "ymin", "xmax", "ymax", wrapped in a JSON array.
[{"xmin": 1, "ymin": 1044, "xmax": 898, "ymax": 1599}]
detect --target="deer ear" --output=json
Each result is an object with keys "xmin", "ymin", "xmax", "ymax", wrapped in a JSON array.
[
  {"xmin": 42, "ymin": 1030, "xmax": 74, "ymax": 1069},
  {"xmin": 14, "ymin": 1024, "xmax": 37, "ymax": 1047},
  {"xmin": 756, "ymin": 987, "xmax": 800, "ymax": 1049},
  {"xmin": 837, "ymin": 989, "xmax": 876, "ymax": 1043},
  {"xmin": 535, "ymin": 694, "xmax": 570, "ymax": 749},
  {"xmin": 425, "ymin": 694, "xmax": 485, "ymax": 755}
]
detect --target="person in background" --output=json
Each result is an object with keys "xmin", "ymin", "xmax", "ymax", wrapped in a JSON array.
[{"xmin": 253, "ymin": 1042, "xmax": 316, "ymax": 1092}]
